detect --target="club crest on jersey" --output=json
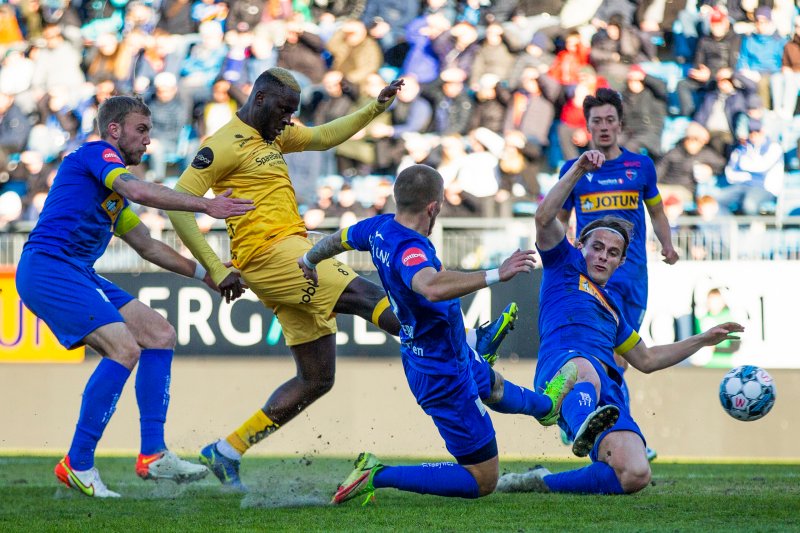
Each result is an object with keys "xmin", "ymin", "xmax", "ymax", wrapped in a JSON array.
[
  {"xmin": 191, "ymin": 147, "xmax": 214, "ymax": 169},
  {"xmin": 401, "ymin": 247, "xmax": 427, "ymax": 267},
  {"xmin": 102, "ymin": 149, "xmax": 123, "ymax": 165},
  {"xmin": 625, "ymin": 169, "xmax": 637, "ymax": 180},
  {"xmin": 101, "ymin": 191, "xmax": 124, "ymax": 223}
]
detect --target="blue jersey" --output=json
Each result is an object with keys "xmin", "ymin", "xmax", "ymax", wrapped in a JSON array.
[
  {"xmin": 24, "ymin": 141, "xmax": 138, "ymax": 266},
  {"xmin": 537, "ymin": 237, "xmax": 640, "ymax": 376},
  {"xmin": 560, "ymin": 148, "xmax": 661, "ymax": 312},
  {"xmin": 343, "ymin": 214, "xmax": 472, "ymax": 376}
]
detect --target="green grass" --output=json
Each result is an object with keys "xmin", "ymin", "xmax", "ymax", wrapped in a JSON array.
[{"xmin": 0, "ymin": 455, "xmax": 798, "ymax": 532}]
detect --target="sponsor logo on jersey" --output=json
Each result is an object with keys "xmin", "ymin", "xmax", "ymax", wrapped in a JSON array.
[
  {"xmin": 597, "ymin": 178, "xmax": 624, "ymax": 185},
  {"xmin": 254, "ymin": 151, "xmax": 286, "ymax": 166},
  {"xmin": 191, "ymin": 147, "xmax": 214, "ymax": 169},
  {"xmin": 102, "ymin": 149, "xmax": 123, "ymax": 165},
  {"xmin": 401, "ymin": 247, "xmax": 427, "ymax": 267},
  {"xmin": 579, "ymin": 191, "xmax": 639, "ymax": 212},
  {"xmin": 623, "ymin": 160, "xmax": 641, "ymax": 167},
  {"xmin": 578, "ymin": 274, "xmax": 618, "ymax": 325}
]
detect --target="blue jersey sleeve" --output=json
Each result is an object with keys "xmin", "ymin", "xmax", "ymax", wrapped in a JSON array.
[
  {"xmin": 537, "ymin": 236, "xmax": 574, "ymax": 269},
  {"xmin": 559, "ymin": 159, "xmax": 577, "ymax": 212},
  {"xmin": 641, "ymin": 156, "xmax": 662, "ymax": 206},
  {"xmin": 81, "ymin": 142, "xmax": 129, "ymax": 189},
  {"xmin": 396, "ymin": 238, "xmax": 436, "ymax": 290},
  {"xmin": 341, "ymin": 215, "xmax": 391, "ymax": 252}
]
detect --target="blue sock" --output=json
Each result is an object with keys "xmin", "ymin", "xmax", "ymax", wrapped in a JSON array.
[
  {"xmin": 560, "ymin": 382, "xmax": 597, "ymax": 439},
  {"xmin": 373, "ymin": 462, "xmax": 480, "ymax": 498},
  {"xmin": 544, "ymin": 461, "xmax": 624, "ymax": 494},
  {"xmin": 68, "ymin": 358, "xmax": 131, "ymax": 470},
  {"xmin": 136, "ymin": 349, "xmax": 173, "ymax": 455},
  {"xmin": 488, "ymin": 379, "xmax": 552, "ymax": 419}
]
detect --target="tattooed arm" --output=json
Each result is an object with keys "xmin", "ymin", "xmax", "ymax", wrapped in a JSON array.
[{"xmin": 296, "ymin": 229, "xmax": 348, "ymax": 285}]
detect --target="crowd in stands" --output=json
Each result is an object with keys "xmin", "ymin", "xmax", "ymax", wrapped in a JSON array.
[{"xmin": 0, "ymin": 0, "xmax": 799, "ymax": 233}]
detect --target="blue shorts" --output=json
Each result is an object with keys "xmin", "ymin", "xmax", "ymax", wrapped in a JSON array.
[
  {"xmin": 403, "ymin": 351, "xmax": 497, "ymax": 464},
  {"xmin": 16, "ymin": 248, "xmax": 135, "ymax": 349},
  {"xmin": 535, "ymin": 351, "xmax": 646, "ymax": 462}
]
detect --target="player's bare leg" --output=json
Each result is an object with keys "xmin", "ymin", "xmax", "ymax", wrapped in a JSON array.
[{"xmin": 334, "ymin": 276, "xmax": 400, "ymax": 335}]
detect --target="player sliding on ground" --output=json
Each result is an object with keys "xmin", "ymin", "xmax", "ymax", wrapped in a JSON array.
[
  {"xmin": 495, "ymin": 149, "xmax": 743, "ymax": 495},
  {"xmin": 297, "ymin": 164, "xmax": 577, "ymax": 505},
  {"xmin": 168, "ymin": 69, "xmax": 517, "ymax": 490}
]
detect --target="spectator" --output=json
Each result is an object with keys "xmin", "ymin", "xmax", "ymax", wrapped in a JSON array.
[
  {"xmin": 243, "ymin": 24, "xmax": 279, "ymax": 86},
  {"xmin": 0, "ymin": 92, "xmax": 32, "ymax": 157},
  {"xmin": 467, "ymin": 73, "xmax": 508, "ymax": 134},
  {"xmin": 656, "ymin": 122, "xmax": 727, "ymax": 208},
  {"xmin": 557, "ymin": 66, "xmax": 609, "ymax": 161},
  {"xmin": 693, "ymin": 68, "xmax": 761, "ymax": 157},
  {"xmin": 30, "ymin": 23, "xmax": 85, "ymax": 106},
  {"xmin": 326, "ymin": 183, "xmax": 371, "ymax": 226},
  {"xmin": 179, "ymin": 20, "xmax": 228, "ymax": 111},
  {"xmin": 469, "ymin": 22, "xmax": 517, "ymax": 90},
  {"xmin": 0, "ymin": 47, "xmax": 35, "ymax": 114},
  {"xmin": 226, "ymin": 0, "xmax": 264, "ymax": 33},
  {"xmin": 737, "ymin": 7, "xmax": 787, "ymax": 109},
  {"xmin": 498, "ymin": 129, "xmax": 543, "ymax": 200},
  {"xmin": 423, "ymin": 67, "xmax": 474, "ymax": 135},
  {"xmin": 503, "ymin": 67, "xmax": 557, "ymax": 156},
  {"xmin": 159, "ymin": 0, "xmax": 197, "ymax": 35},
  {"xmin": 548, "ymin": 30, "xmax": 590, "ymax": 86},
  {"xmin": 335, "ymin": 72, "xmax": 390, "ymax": 176},
  {"xmin": 371, "ymin": 75, "xmax": 433, "ymax": 172},
  {"xmin": 677, "ymin": 8, "xmax": 741, "ymax": 117},
  {"xmin": 75, "ymin": 78, "xmax": 117, "ymax": 141},
  {"xmin": 590, "ymin": 13, "xmax": 650, "ymax": 90},
  {"xmin": 620, "ymin": 65, "xmax": 667, "ymax": 158},
  {"xmin": 278, "ymin": 17, "xmax": 328, "ymax": 86},
  {"xmin": 10, "ymin": 150, "xmax": 55, "ymax": 216},
  {"xmin": 28, "ymin": 86, "xmax": 80, "ymax": 162},
  {"xmin": 718, "ymin": 119, "xmax": 784, "ymax": 215},
  {"xmin": 197, "ymin": 78, "xmax": 236, "ymax": 140},
  {"xmin": 361, "ymin": 0, "xmax": 418, "ymax": 51},
  {"xmin": 508, "ymin": 32, "xmax": 556, "ymax": 83},
  {"xmin": 774, "ymin": 17, "xmax": 800, "ymax": 119},
  {"xmin": 327, "ymin": 19, "xmax": 383, "ymax": 91},
  {"xmin": 402, "ymin": 12, "xmax": 450, "ymax": 84},
  {"xmin": 84, "ymin": 32, "xmax": 128, "ymax": 85},
  {"xmin": 190, "ymin": 0, "xmax": 227, "ymax": 32},
  {"xmin": 0, "ymin": 4, "xmax": 24, "ymax": 49},
  {"xmin": 132, "ymin": 29, "xmax": 182, "ymax": 99},
  {"xmin": 218, "ymin": 28, "xmax": 253, "ymax": 87},
  {"xmin": 431, "ymin": 20, "xmax": 480, "ymax": 75},
  {"xmin": 147, "ymin": 72, "xmax": 190, "ymax": 181}
]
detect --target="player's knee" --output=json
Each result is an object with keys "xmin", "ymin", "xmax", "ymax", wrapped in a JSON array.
[
  {"xmin": 150, "ymin": 321, "xmax": 177, "ymax": 349},
  {"xmin": 618, "ymin": 463, "xmax": 651, "ymax": 494},
  {"xmin": 115, "ymin": 339, "xmax": 142, "ymax": 369},
  {"xmin": 306, "ymin": 376, "xmax": 335, "ymax": 398}
]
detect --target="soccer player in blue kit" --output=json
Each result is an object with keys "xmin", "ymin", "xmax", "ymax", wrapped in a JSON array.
[
  {"xmin": 296, "ymin": 164, "xmax": 578, "ymax": 504},
  {"xmin": 495, "ymin": 149, "xmax": 742, "ymax": 495},
  {"xmin": 15, "ymin": 96, "xmax": 254, "ymax": 497},
  {"xmin": 556, "ymin": 88, "xmax": 679, "ymax": 461}
]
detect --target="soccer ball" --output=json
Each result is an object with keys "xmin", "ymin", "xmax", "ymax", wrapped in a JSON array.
[{"xmin": 719, "ymin": 365, "xmax": 776, "ymax": 421}]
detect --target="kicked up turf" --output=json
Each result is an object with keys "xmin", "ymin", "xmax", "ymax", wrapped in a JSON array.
[{"xmin": 0, "ymin": 455, "xmax": 798, "ymax": 532}]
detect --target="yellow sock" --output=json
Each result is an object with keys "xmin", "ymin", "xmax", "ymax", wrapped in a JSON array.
[{"xmin": 225, "ymin": 410, "xmax": 280, "ymax": 455}]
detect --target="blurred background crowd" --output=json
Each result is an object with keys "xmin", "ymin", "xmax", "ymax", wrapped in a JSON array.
[{"xmin": 0, "ymin": 0, "xmax": 799, "ymax": 233}]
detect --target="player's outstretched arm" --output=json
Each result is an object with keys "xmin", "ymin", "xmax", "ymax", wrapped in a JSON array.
[
  {"xmin": 646, "ymin": 200, "xmax": 679, "ymax": 264},
  {"xmin": 623, "ymin": 322, "xmax": 744, "ymax": 373},
  {"xmin": 297, "ymin": 229, "xmax": 348, "ymax": 285},
  {"xmin": 535, "ymin": 150, "xmax": 604, "ymax": 251},
  {"xmin": 119, "ymin": 222, "xmax": 217, "ymax": 290},
  {"xmin": 168, "ymin": 202, "xmax": 246, "ymax": 303},
  {"xmin": 111, "ymin": 173, "xmax": 254, "ymax": 219},
  {"xmin": 304, "ymin": 79, "xmax": 403, "ymax": 151},
  {"xmin": 411, "ymin": 249, "xmax": 537, "ymax": 302}
]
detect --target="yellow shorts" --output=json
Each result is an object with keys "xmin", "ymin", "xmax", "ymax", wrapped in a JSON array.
[{"xmin": 240, "ymin": 234, "xmax": 357, "ymax": 346}]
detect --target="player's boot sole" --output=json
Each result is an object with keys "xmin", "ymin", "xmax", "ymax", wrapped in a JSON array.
[{"xmin": 572, "ymin": 405, "xmax": 620, "ymax": 458}]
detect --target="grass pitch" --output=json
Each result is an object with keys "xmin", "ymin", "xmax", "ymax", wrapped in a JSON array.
[{"xmin": 0, "ymin": 455, "xmax": 798, "ymax": 532}]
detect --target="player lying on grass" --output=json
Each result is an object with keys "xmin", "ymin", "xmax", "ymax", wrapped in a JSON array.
[
  {"xmin": 495, "ymin": 149, "xmax": 743, "ymax": 495},
  {"xmin": 168, "ymin": 68, "xmax": 517, "ymax": 491},
  {"xmin": 15, "ymin": 95, "xmax": 255, "ymax": 498},
  {"xmin": 297, "ymin": 164, "xmax": 578, "ymax": 505}
]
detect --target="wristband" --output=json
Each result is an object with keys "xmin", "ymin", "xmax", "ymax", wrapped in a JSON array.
[
  {"xmin": 485, "ymin": 268, "xmax": 500, "ymax": 286},
  {"xmin": 302, "ymin": 253, "xmax": 317, "ymax": 270},
  {"xmin": 193, "ymin": 262, "xmax": 207, "ymax": 280}
]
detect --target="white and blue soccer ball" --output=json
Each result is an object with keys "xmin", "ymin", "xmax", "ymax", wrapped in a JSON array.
[{"xmin": 719, "ymin": 365, "xmax": 776, "ymax": 421}]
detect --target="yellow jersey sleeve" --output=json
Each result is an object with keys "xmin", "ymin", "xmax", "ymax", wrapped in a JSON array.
[
  {"xmin": 175, "ymin": 143, "xmax": 239, "ymax": 197},
  {"xmin": 280, "ymin": 98, "xmax": 393, "ymax": 153}
]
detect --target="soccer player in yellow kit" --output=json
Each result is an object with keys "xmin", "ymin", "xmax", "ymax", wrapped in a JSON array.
[{"xmin": 170, "ymin": 69, "xmax": 517, "ymax": 489}]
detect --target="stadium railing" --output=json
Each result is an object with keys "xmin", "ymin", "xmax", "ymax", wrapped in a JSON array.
[{"xmin": 3, "ymin": 215, "xmax": 800, "ymax": 271}]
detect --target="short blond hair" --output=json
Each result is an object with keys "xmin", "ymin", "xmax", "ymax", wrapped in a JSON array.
[{"xmin": 264, "ymin": 67, "xmax": 301, "ymax": 93}]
